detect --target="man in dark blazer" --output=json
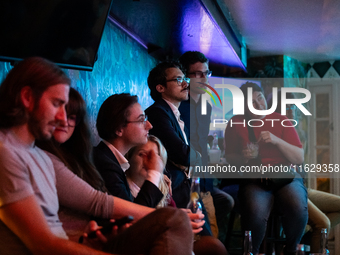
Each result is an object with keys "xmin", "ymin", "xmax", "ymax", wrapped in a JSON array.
[
  {"xmin": 145, "ymin": 61, "xmax": 202, "ymax": 209},
  {"xmin": 179, "ymin": 51, "xmax": 235, "ymax": 237},
  {"xmin": 93, "ymin": 93, "xmax": 163, "ymax": 208}
]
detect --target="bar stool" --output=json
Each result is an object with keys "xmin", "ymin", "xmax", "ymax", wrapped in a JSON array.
[
  {"xmin": 224, "ymin": 209, "xmax": 286, "ymax": 255},
  {"xmin": 259, "ymin": 211, "xmax": 286, "ymax": 255}
]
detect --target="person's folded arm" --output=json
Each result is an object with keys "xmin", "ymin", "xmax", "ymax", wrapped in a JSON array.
[
  {"xmin": 52, "ymin": 152, "xmax": 155, "ymax": 221},
  {"xmin": 275, "ymin": 138, "xmax": 304, "ymax": 164},
  {"xmin": 258, "ymin": 131, "xmax": 304, "ymax": 164},
  {"xmin": 0, "ymin": 195, "xmax": 111, "ymax": 255},
  {"xmin": 112, "ymin": 196, "xmax": 154, "ymax": 221}
]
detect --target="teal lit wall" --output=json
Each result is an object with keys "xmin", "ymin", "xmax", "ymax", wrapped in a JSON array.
[{"xmin": 0, "ymin": 21, "xmax": 158, "ymax": 143}]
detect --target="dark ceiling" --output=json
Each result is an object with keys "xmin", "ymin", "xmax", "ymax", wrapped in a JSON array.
[
  {"xmin": 109, "ymin": 0, "xmax": 247, "ymax": 76},
  {"xmin": 224, "ymin": 0, "xmax": 340, "ymax": 63}
]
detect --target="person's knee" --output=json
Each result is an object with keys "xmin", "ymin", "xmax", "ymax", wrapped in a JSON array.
[
  {"xmin": 286, "ymin": 198, "xmax": 308, "ymax": 220},
  {"xmin": 156, "ymin": 207, "xmax": 184, "ymax": 219},
  {"xmin": 223, "ymin": 195, "xmax": 235, "ymax": 213},
  {"xmin": 214, "ymin": 194, "xmax": 234, "ymax": 214},
  {"xmin": 287, "ymin": 207, "xmax": 308, "ymax": 230},
  {"xmin": 157, "ymin": 207, "xmax": 192, "ymax": 230},
  {"xmin": 241, "ymin": 208, "xmax": 269, "ymax": 226},
  {"xmin": 314, "ymin": 215, "xmax": 331, "ymax": 231}
]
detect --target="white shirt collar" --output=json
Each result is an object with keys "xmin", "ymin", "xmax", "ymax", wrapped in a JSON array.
[
  {"xmin": 126, "ymin": 178, "xmax": 140, "ymax": 198},
  {"xmin": 163, "ymin": 98, "xmax": 180, "ymax": 119},
  {"xmin": 103, "ymin": 140, "xmax": 130, "ymax": 172},
  {"xmin": 163, "ymin": 98, "xmax": 188, "ymax": 145}
]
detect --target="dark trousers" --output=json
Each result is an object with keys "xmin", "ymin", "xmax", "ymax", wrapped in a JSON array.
[
  {"xmin": 211, "ymin": 187, "xmax": 235, "ymax": 226},
  {"xmin": 238, "ymin": 178, "xmax": 308, "ymax": 254},
  {"xmin": 105, "ymin": 207, "xmax": 193, "ymax": 255}
]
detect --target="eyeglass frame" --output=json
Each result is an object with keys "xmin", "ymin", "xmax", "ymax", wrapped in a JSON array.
[
  {"xmin": 165, "ymin": 77, "xmax": 190, "ymax": 86},
  {"xmin": 126, "ymin": 116, "xmax": 149, "ymax": 126},
  {"xmin": 186, "ymin": 70, "xmax": 212, "ymax": 78},
  {"xmin": 67, "ymin": 114, "xmax": 79, "ymax": 127}
]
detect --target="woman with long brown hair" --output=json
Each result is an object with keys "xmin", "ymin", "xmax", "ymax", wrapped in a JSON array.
[
  {"xmin": 37, "ymin": 87, "xmax": 109, "ymax": 241},
  {"xmin": 41, "ymin": 87, "xmax": 106, "ymax": 191}
]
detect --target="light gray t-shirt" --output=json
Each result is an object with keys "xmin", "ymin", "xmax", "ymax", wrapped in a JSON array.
[
  {"xmin": 0, "ymin": 130, "xmax": 67, "ymax": 255},
  {"xmin": 46, "ymin": 151, "xmax": 113, "ymax": 242}
]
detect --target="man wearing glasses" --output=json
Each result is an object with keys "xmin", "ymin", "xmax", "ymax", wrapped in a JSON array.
[
  {"xmin": 179, "ymin": 51, "xmax": 235, "ymax": 238},
  {"xmin": 179, "ymin": 51, "xmax": 212, "ymax": 172},
  {"xmin": 93, "ymin": 93, "xmax": 164, "ymax": 207},
  {"xmin": 146, "ymin": 61, "xmax": 202, "ymax": 209}
]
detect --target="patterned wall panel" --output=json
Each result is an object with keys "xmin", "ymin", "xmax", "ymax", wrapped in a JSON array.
[
  {"xmin": 0, "ymin": 62, "xmax": 12, "ymax": 85},
  {"xmin": 0, "ymin": 21, "xmax": 158, "ymax": 144},
  {"xmin": 308, "ymin": 60, "xmax": 340, "ymax": 79}
]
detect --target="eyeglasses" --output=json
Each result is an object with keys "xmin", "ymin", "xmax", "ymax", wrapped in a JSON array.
[
  {"xmin": 67, "ymin": 114, "xmax": 78, "ymax": 127},
  {"xmin": 166, "ymin": 77, "xmax": 190, "ymax": 86},
  {"xmin": 126, "ymin": 116, "xmax": 148, "ymax": 126},
  {"xmin": 187, "ymin": 70, "xmax": 212, "ymax": 78},
  {"xmin": 286, "ymin": 105, "xmax": 297, "ymax": 111}
]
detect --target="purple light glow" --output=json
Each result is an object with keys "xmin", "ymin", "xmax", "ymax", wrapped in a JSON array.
[
  {"xmin": 108, "ymin": 16, "xmax": 148, "ymax": 49},
  {"xmin": 179, "ymin": 0, "xmax": 246, "ymax": 70}
]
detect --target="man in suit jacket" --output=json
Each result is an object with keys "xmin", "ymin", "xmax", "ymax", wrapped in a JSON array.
[
  {"xmin": 93, "ymin": 93, "xmax": 163, "ymax": 208},
  {"xmin": 145, "ymin": 61, "xmax": 202, "ymax": 209},
  {"xmin": 179, "ymin": 51, "xmax": 235, "ymax": 237}
]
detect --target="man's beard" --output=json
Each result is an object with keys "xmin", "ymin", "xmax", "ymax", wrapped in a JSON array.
[
  {"xmin": 27, "ymin": 114, "xmax": 48, "ymax": 141},
  {"xmin": 27, "ymin": 107, "xmax": 56, "ymax": 141}
]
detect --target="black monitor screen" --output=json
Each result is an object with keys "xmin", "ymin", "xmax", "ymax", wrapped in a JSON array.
[{"xmin": 0, "ymin": 0, "xmax": 112, "ymax": 71}]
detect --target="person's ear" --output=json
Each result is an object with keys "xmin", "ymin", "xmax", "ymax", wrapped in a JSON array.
[
  {"xmin": 20, "ymin": 86, "xmax": 35, "ymax": 111},
  {"xmin": 116, "ymin": 127, "xmax": 124, "ymax": 137},
  {"xmin": 156, "ymin": 84, "xmax": 165, "ymax": 93}
]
